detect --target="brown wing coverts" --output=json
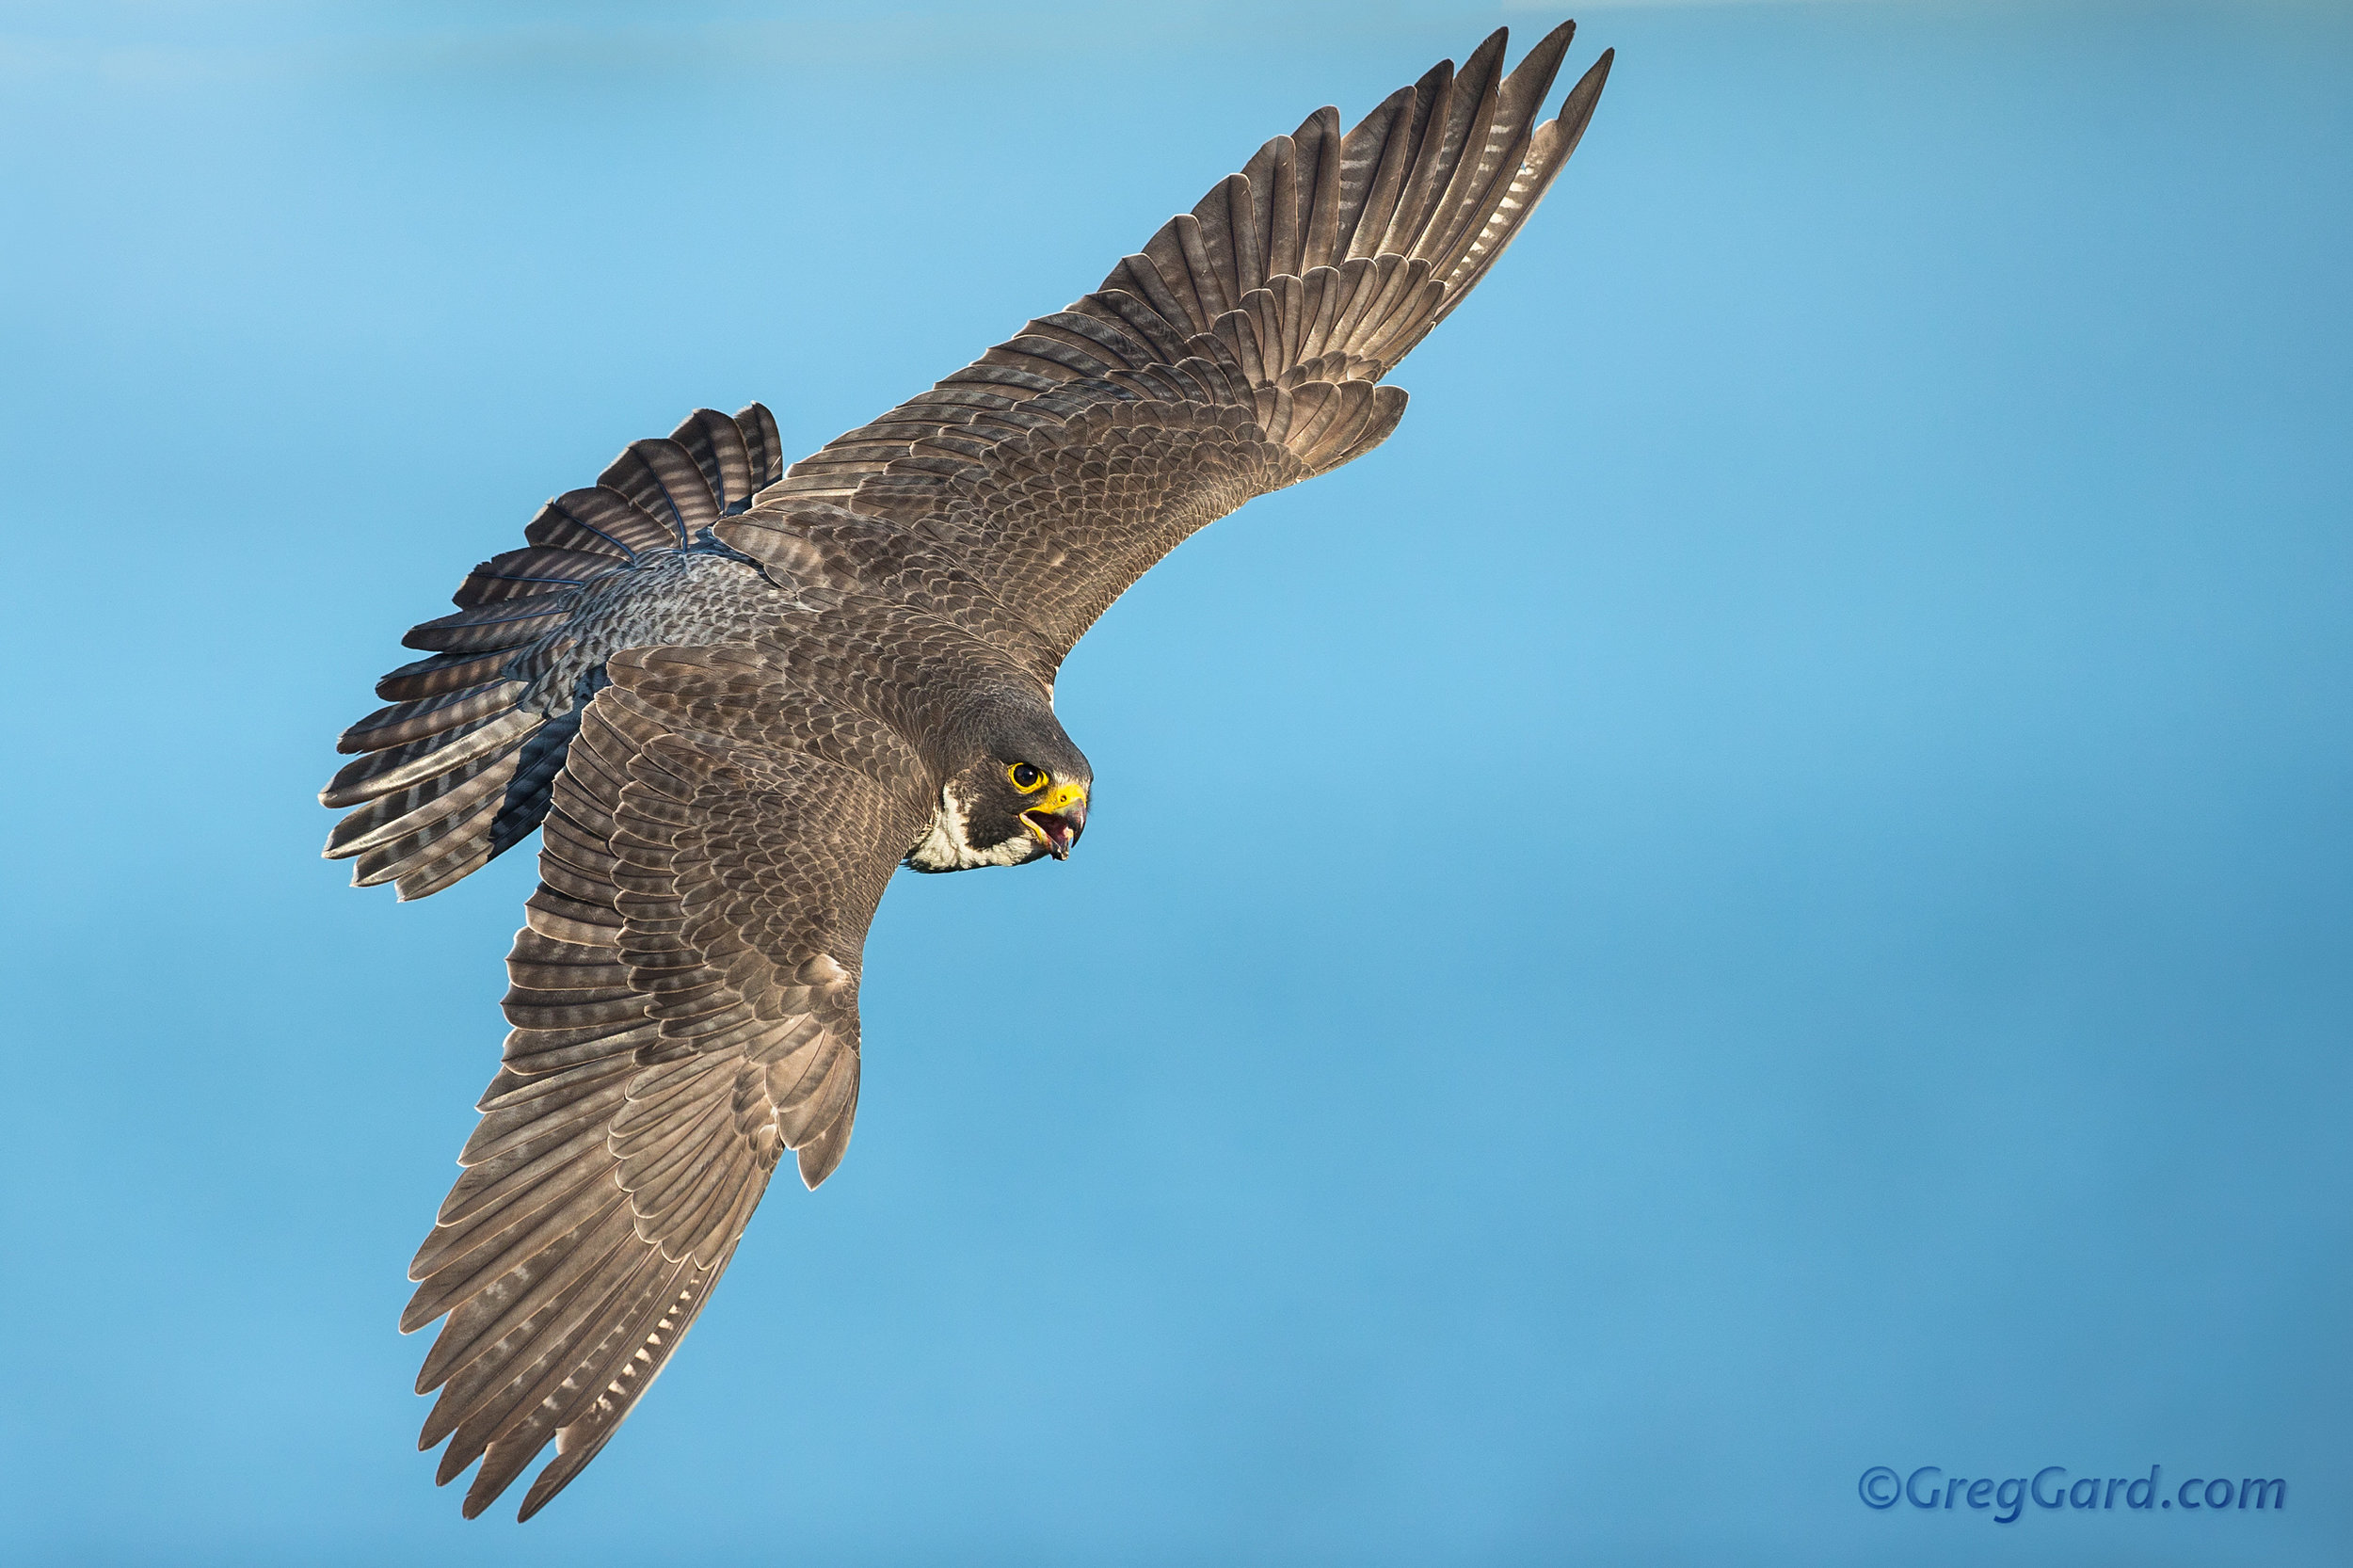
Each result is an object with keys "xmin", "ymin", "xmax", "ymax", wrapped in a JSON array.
[
  {"xmin": 749, "ymin": 24, "xmax": 1609, "ymax": 648},
  {"xmin": 321, "ymin": 404, "xmax": 784, "ymax": 900},
  {"xmin": 405, "ymin": 661, "xmax": 920, "ymax": 1519}
]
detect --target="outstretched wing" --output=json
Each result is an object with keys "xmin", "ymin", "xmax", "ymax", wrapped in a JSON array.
[
  {"xmin": 728, "ymin": 24, "xmax": 1611, "ymax": 655},
  {"xmin": 401, "ymin": 652, "xmax": 927, "ymax": 1520}
]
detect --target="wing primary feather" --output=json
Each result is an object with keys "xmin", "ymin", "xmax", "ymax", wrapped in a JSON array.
[
  {"xmin": 459, "ymin": 1253, "xmax": 694, "ymax": 1515},
  {"xmin": 1339, "ymin": 84, "xmax": 1417, "ymax": 264},
  {"xmin": 1295, "ymin": 105, "xmax": 1345, "ymax": 271},
  {"xmin": 1379, "ymin": 60, "xmax": 1458, "ymax": 258},
  {"xmin": 1411, "ymin": 32, "xmax": 1508, "ymax": 268},
  {"xmin": 429, "ymin": 1241, "xmax": 664, "ymax": 1474}
]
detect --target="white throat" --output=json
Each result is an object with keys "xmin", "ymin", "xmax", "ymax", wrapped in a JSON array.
[{"xmin": 904, "ymin": 778, "xmax": 1034, "ymax": 872}]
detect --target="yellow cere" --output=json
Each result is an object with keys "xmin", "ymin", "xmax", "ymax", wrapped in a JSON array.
[{"xmin": 1030, "ymin": 781, "xmax": 1086, "ymax": 816}]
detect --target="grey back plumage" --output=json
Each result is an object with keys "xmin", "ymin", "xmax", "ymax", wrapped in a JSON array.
[
  {"xmin": 322, "ymin": 405, "xmax": 786, "ymax": 899},
  {"xmin": 325, "ymin": 21, "xmax": 1610, "ymax": 1521}
]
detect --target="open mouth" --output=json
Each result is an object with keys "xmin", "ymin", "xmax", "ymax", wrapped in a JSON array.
[{"xmin": 1020, "ymin": 803, "xmax": 1086, "ymax": 859}]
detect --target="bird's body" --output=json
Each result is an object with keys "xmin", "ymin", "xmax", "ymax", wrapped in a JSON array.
[{"xmin": 325, "ymin": 21, "xmax": 1612, "ymax": 1520}]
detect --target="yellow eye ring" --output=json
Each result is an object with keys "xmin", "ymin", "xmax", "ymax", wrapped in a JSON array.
[{"xmin": 1008, "ymin": 762, "xmax": 1048, "ymax": 793}]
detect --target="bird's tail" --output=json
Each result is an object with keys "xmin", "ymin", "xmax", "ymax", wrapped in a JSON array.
[{"xmin": 320, "ymin": 406, "xmax": 786, "ymax": 899}]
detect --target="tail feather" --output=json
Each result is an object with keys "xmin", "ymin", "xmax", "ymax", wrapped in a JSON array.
[
  {"xmin": 735, "ymin": 404, "xmax": 786, "ymax": 499},
  {"xmin": 520, "ymin": 488, "xmax": 677, "ymax": 561},
  {"xmin": 453, "ymin": 548, "xmax": 623, "ymax": 609},
  {"xmin": 326, "ymin": 749, "xmax": 521, "ymax": 859},
  {"xmin": 338, "ymin": 680, "xmax": 529, "ymax": 757},
  {"xmin": 402, "ymin": 600, "xmax": 580, "ymax": 655},
  {"xmin": 375, "ymin": 649, "xmax": 522, "ymax": 702},
  {"xmin": 351, "ymin": 791, "xmax": 503, "ymax": 891},
  {"xmin": 325, "ymin": 404, "xmax": 782, "ymax": 900},
  {"xmin": 596, "ymin": 440, "xmax": 715, "ymax": 549},
  {"xmin": 322, "ymin": 710, "xmax": 536, "ymax": 809},
  {"xmin": 668, "ymin": 409, "xmax": 754, "ymax": 519}
]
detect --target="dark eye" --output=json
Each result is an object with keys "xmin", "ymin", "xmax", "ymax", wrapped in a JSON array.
[{"xmin": 1008, "ymin": 762, "xmax": 1047, "ymax": 793}]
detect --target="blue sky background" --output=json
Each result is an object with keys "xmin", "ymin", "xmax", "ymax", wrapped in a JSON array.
[{"xmin": 3, "ymin": 2, "xmax": 2348, "ymax": 1563}]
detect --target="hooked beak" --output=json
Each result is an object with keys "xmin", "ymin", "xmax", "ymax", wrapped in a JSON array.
[{"xmin": 1020, "ymin": 782, "xmax": 1088, "ymax": 860}]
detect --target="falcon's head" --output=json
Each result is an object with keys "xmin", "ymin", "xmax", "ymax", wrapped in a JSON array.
[{"xmin": 904, "ymin": 710, "xmax": 1091, "ymax": 873}]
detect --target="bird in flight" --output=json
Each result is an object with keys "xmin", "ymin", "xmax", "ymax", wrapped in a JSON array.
[{"xmin": 324, "ymin": 21, "xmax": 1612, "ymax": 1521}]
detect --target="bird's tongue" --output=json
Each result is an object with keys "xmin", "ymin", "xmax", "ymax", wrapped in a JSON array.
[{"xmin": 1025, "ymin": 801, "xmax": 1086, "ymax": 858}]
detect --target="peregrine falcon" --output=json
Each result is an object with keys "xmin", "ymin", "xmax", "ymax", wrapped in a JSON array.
[{"xmin": 324, "ymin": 22, "xmax": 1612, "ymax": 1520}]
